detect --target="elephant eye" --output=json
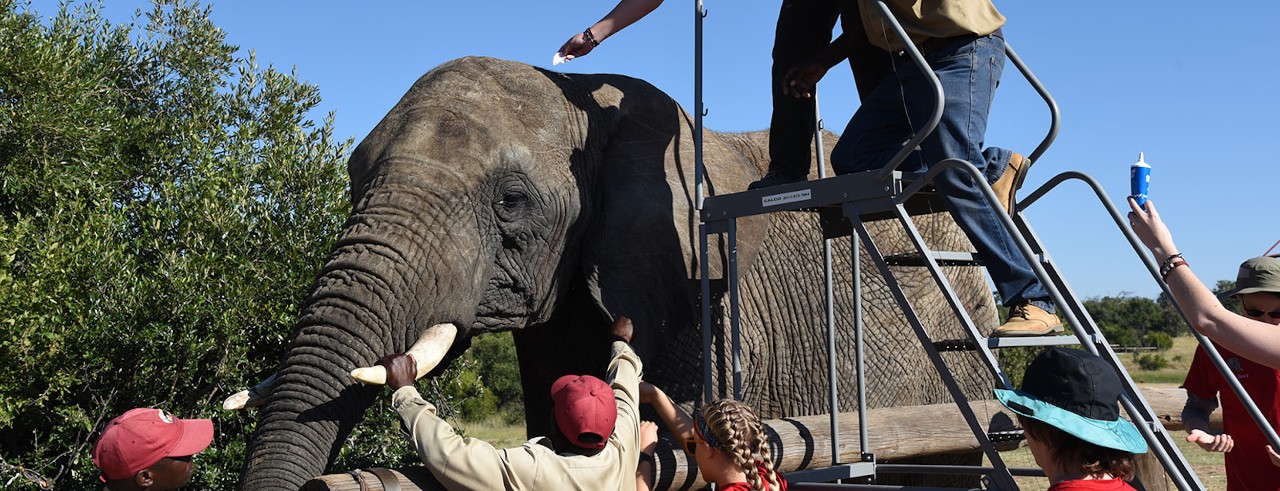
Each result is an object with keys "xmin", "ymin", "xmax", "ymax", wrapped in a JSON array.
[{"xmin": 497, "ymin": 191, "xmax": 528, "ymax": 209}]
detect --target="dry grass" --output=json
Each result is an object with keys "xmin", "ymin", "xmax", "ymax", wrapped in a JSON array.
[
  {"xmin": 454, "ymin": 415, "xmax": 529, "ymax": 449},
  {"xmin": 1123, "ymin": 334, "xmax": 1201, "ymax": 384}
]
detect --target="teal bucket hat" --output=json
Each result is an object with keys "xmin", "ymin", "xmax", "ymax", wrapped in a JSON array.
[{"xmin": 994, "ymin": 348, "xmax": 1148, "ymax": 454}]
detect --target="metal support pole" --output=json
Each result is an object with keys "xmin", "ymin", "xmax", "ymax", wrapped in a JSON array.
[
  {"xmin": 729, "ymin": 219, "xmax": 742, "ymax": 400},
  {"xmin": 693, "ymin": 0, "xmax": 706, "ymax": 210},
  {"xmin": 853, "ymin": 228, "xmax": 868, "ymax": 456},
  {"xmin": 815, "ymin": 92, "xmax": 844, "ymax": 466},
  {"xmin": 695, "ymin": 0, "xmax": 711, "ymax": 404},
  {"xmin": 700, "ymin": 226, "xmax": 713, "ymax": 403}
]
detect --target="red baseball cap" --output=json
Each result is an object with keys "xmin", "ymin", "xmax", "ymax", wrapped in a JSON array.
[
  {"xmin": 91, "ymin": 408, "xmax": 214, "ymax": 481},
  {"xmin": 550, "ymin": 375, "xmax": 616, "ymax": 449}
]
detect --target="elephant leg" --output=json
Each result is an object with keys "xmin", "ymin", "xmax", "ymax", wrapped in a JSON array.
[{"xmin": 513, "ymin": 290, "xmax": 612, "ymax": 439}]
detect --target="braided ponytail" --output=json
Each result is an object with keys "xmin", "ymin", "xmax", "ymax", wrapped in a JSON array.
[{"xmin": 699, "ymin": 400, "xmax": 780, "ymax": 491}]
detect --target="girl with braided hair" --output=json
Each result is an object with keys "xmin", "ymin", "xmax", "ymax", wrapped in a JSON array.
[{"xmin": 636, "ymin": 382, "xmax": 787, "ymax": 491}]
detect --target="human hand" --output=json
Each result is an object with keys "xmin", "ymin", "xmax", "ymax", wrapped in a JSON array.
[
  {"xmin": 783, "ymin": 61, "xmax": 830, "ymax": 99},
  {"xmin": 557, "ymin": 30, "xmax": 597, "ymax": 62},
  {"xmin": 1187, "ymin": 429, "xmax": 1233, "ymax": 452},
  {"xmin": 1268, "ymin": 445, "xmax": 1280, "ymax": 467},
  {"xmin": 377, "ymin": 353, "xmax": 418, "ymax": 390},
  {"xmin": 1127, "ymin": 198, "xmax": 1178, "ymax": 259},
  {"xmin": 640, "ymin": 420, "xmax": 659, "ymax": 454},
  {"xmin": 611, "ymin": 316, "xmax": 635, "ymax": 344}
]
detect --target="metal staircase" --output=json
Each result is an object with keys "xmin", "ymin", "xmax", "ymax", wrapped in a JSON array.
[{"xmin": 685, "ymin": 1, "xmax": 1274, "ymax": 489}]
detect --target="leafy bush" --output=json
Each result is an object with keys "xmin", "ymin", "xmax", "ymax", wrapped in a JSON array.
[
  {"xmin": 429, "ymin": 332, "xmax": 523, "ymax": 423},
  {"xmin": 1143, "ymin": 332, "xmax": 1174, "ymax": 351},
  {"xmin": 0, "ymin": 1, "xmax": 355, "ymax": 488},
  {"xmin": 998, "ymin": 346, "xmax": 1045, "ymax": 388},
  {"xmin": 1136, "ymin": 354, "xmax": 1169, "ymax": 371},
  {"xmin": 1099, "ymin": 322, "xmax": 1139, "ymax": 348}
]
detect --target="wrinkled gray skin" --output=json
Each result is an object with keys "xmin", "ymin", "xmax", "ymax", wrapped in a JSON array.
[{"xmin": 238, "ymin": 56, "xmax": 998, "ymax": 490}]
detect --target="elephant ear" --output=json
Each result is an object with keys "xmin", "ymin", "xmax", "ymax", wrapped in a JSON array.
[{"xmin": 577, "ymin": 75, "xmax": 766, "ymax": 358}]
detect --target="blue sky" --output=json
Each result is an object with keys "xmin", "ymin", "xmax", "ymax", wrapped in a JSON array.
[{"xmin": 24, "ymin": 1, "xmax": 1279, "ymax": 300}]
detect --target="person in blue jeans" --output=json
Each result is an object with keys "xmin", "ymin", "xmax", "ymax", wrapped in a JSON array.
[{"xmin": 778, "ymin": 1, "xmax": 1059, "ymax": 336}]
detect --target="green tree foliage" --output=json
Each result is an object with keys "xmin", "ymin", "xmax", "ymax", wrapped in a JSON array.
[
  {"xmin": 435, "ymin": 332, "xmax": 524, "ymax": 423},
  {"xmin": 1143, "ymin": 332, "xmax": 1174, "ymax": 351},
  {"xmin": 1085, "ymin": 293, "xmax": 1184, "ymax": 341},
  {"xmin": 0, "ymin": 0, "xmax": 355, "ymax": 488}
]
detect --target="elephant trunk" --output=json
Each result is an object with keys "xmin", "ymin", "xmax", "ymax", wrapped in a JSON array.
[{"xmin": 238, "ymin": 213, "xmax": 475, "ymax": 490}]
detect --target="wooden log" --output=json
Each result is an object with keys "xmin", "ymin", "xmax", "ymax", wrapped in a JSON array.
[
  {"xmin": 305, "ymin": 399, "xmax": 1016, "ymax": 491},
  {"xmin": 1141, "ymin": 385, "xmax": 1221, "ymax": 431},
  {"xmin": 304, "ymin": 387, "xmax": 1200, "ymax": 491}
]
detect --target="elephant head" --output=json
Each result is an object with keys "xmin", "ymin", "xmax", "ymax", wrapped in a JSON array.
[
  {"xmin": 236, "ymin": 55, "xmax": 998, "ymax": 490},
  {"xmin": 235, "ymin": 56, "xmax": 748, "ymax": 490}
]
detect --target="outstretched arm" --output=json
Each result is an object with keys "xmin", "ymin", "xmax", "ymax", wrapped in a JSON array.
[
  {"xmin": 639, "ymin": 381, "xmax": 697, "ymax": 450},
  {"xmin": 379, "ymin": 354, "xmax": 511, "ymax": 490},
  {"xmin": 557, "ymin": 0, "xmax": 664, "ymax": 61},
  {"xmin": 1182, "ymin": 392, "xmax": 1232, "ymax": 452},
  {"xmin": 1128, "ymin": 198, "xmax": 1280, "ymax": 368}
]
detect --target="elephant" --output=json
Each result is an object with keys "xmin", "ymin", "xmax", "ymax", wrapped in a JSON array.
[{"xmin": 233, "ymin": 55, "xmax": 1001, "ymax": 490}]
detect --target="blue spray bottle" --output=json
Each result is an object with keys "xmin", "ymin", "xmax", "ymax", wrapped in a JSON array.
[{"xmin": 1130, "ymin": 152, "xmax": 1151, "ymax": 207}]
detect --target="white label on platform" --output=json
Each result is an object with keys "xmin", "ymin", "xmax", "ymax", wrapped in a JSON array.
[{"xmin": 761, "ymin": 189, "xmax": 811, "ymax": 207}]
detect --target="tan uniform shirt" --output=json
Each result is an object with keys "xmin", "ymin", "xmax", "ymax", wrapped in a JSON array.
[
  {"xmin": 858, "ymin": 0, "xmax": 1006, "ymax": 52},
  {"xmin": 392, "ymin": 341, "xmax": 642, "ymax": 491}
]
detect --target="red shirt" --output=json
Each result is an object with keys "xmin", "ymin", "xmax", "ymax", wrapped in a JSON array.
[
  {"xmin": 1048, "ymin": 478, "xmax": 1137, "ymax": 490},
  {"xmin": 1182, "ymin": 344, "xmax": 1280, "ymax": 491},
  {"xmin": 718, "ymin": 465, "xmax": 788, "ymax": 491}
]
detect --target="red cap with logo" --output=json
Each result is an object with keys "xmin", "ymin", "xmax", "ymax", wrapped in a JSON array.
[
  {"xmin": 91, "ymin": 408, "xmax": 214, "ymax": 481},
  {"xmin": 550, "ymin": 374, "xmax": 617, "ymax": 449}
]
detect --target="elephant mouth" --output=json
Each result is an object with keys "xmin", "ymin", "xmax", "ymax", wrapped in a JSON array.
[{"xmin": 474, "ymin": 279, "xmax": 533, "ymax": 330}]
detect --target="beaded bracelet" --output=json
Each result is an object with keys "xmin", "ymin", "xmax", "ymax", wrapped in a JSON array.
[
  {"xmin": 1159, "ymin": 253, "xmax": 1187, "ymax": 280},
  {"xmin": 583, "ymin": 27, "xmax": 600, "ymax": 47}
]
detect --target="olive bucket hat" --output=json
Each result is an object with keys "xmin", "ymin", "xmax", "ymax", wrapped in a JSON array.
[{"xmin": 1220, "ymin": 256, "xmax": 1280, "ymax": 298}]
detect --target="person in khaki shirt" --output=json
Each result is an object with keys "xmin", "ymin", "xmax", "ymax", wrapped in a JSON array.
[{"xmin": 377, "ymin": 317, "xmax": 641, "ymax": 491}]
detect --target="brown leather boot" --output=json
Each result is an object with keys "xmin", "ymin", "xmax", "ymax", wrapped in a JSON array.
[
  {"xmin": 992, "ymin": 303, "xmax": 1063, "ymax": 337},
  {"xmin": 991, "ymin": 152, "xmax": 1027, "ymax": 214}
]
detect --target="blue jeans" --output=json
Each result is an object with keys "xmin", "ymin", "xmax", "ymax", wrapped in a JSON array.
[{"xmin": 831, "ymin": 32, "xmax": 1051, "ymax": 310}]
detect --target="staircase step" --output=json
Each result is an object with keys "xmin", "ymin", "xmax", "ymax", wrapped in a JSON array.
[
  {"xmin": 783, "ymin": 462, "xmax": 876, "ymax": 484},
  {"xmin": 884, "ymin": 251, "xmax": 983, "ymax": 267},
  {"xmin": 932, "ymin": 335, "xmax": 1079, "ymax": 352}
]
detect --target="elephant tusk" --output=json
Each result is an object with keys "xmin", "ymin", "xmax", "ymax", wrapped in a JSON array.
[
  {"xmin": 350, "ymin": 323, "xmax": 459, "ymax": 385},
  {"xmin": 222, "ymin": 372, "xmax": 279, "ymax": 411}
]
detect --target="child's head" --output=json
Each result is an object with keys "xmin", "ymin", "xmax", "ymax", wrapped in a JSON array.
[
  {"xmin": 91, "ymin": 408, "xmax": 213, "ymax": 490},
  {"xmin": 693, "ymin": 399, "xmax": 779, "ymax": 490},
  {"xmin": 995, "ymin": 348, "xmax": 1147, "ymax": 481},
  {"xmin": 1017, "ymin": 415, "xmax": 1136, "ymax": 479}
]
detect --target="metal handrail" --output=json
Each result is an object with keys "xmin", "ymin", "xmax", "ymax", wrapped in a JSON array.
[
  {"xmin": 871, "ymin": 0, "xmax": 944, "ymax": 182},
  {"xmin": 1021, "ymin": 170, "xmax": 1280, "ymax": 465},
  {"xmin": 1004, "ymin": 44, "xmax": 1060, "ymax": 180}
]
